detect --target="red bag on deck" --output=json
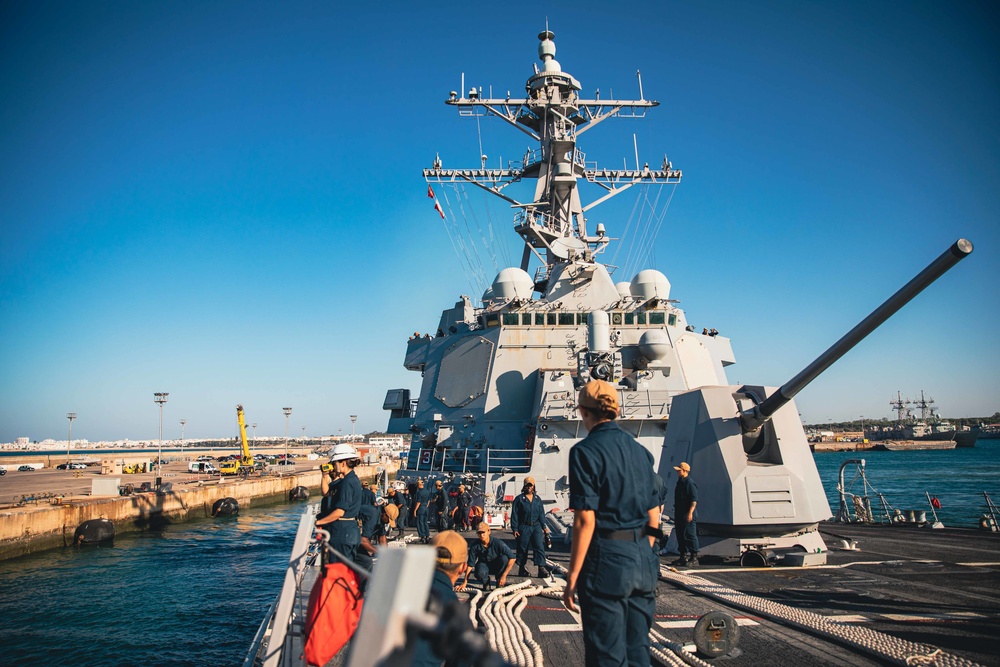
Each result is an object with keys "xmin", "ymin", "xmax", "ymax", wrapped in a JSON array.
[{"xmin": 303, "ymin": 562, "xmax": 364, "ymax": 667}]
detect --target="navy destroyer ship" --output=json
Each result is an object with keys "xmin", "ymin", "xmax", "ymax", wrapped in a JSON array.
[{"xmin": 246, "ymin": 30, "xmax": 996, "ymax": 667}]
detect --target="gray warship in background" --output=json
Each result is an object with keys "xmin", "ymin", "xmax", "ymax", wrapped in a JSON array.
[
  {"xmin": 867, "ymin": 390, "xmax": 979, "ymax": 447},
  {"xmin": 381, "ymin": 30, "xmax": 973, "ymax": 563}
]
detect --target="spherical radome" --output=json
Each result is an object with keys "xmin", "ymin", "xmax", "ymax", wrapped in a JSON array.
[
  {"xmin": 630, "ymin": 270, "xmax": 671, "ymax": 300},
  {"xmin": 492, "ymin": 267, "xmax": 534, "ymax": 299},
  {"xmin": 638, "ymin": 329, "xmax": 671, "ymax": 361}
]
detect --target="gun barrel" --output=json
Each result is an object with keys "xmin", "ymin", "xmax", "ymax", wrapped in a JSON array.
[{"xmin": 744, "ymin": 238, "xmax": 973, "ymax": 430}]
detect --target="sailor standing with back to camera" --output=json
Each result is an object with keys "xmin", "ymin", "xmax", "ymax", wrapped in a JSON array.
[{"xmin": 563, "ymin": 380, "xmax": 662, "ymax": 667}]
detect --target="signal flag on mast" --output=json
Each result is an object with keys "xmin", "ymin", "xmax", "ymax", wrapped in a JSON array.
[{"xmin": 427, "ymin": 185, "xmax": 445, "ymax": 219}]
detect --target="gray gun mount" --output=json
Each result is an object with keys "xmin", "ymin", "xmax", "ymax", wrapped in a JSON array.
[{"xmin": 659, "ymin": 239, "xmax": 973, "ymax": 565}]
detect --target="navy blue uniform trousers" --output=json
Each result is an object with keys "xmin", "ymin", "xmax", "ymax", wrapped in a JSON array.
[{"xmin": 579, "ymin": 535, "xmax": 659, "ymax": 667}]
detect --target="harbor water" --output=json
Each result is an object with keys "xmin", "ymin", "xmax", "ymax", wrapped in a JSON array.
[
  {"xmin": 813, "ymin": 436, "xmax": 1000, "ymax": 528},
  {"xmin": 0, "ymin": 500, "xmax": 307, "ymax": 666},
  {"xmin": 0, "ymin": 440, "xmax": 996, "ymax": 665}
]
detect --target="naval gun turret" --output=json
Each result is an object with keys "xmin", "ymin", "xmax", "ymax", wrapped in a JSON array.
[{"xmin": 658, "ymin": 239, "xmax": 973, "ymax": 565}]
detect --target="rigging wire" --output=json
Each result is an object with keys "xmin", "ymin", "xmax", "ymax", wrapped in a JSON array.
[
  {"xmin": 438, "ymin": 184, "xmax": 489, "ymax": 296},
  {"xmin": 449, "ymin": 185, "xmax": 492, "ymax": 294},
  {"xmin": 459, "ymin": 184, "xmax": 501, "ymax": 276},
  {"xmin": 610, "ymin": 185, "xmax": 645, "ymax": 275},
  {"xmin": 624, "ymin": 184, "xmax": 665, "ymax": 278},
  {"xmin": 433, "ymin": 187, "xmax": 479, "ymax": 296},
  {"xmin": 483, "ymin": 186, "xmax": 512, "ymax": 270},
  {"xmin": 475, "ymin": 114, "xmax": 513, "ymax": 272},
  {"xmin": 629, "ymin": 184, "xmax": 677, "ymax": 277}
]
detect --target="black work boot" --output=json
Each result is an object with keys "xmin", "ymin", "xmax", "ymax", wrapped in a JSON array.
[
  {"xmin": 517, "ymin": 566, "xmax": 530, "ymax": 577},
  {"xmin": 670, "ymin": 557, "xmax": 688, "ymax": 567},
  {"xmin": 686, "ymin": 554, "xmax": 700, "ymax": 567},
  {"xmin": 537, "ymin": 566, "xmax": 550, "ymax": 578}
]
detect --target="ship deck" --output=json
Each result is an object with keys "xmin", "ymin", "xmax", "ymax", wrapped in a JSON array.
[{"xmin": 464, "ymin": 522, "xmax": 1000, "ymax": 667}]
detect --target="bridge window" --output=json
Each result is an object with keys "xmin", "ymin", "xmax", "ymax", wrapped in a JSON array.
[
  {"xmin": 637, "ymin": 312, "xmax": 647, "ymax": 325},
  {"xmin": 523, "ymin": 313, "xmax": 533, "ymax": 325},
  {"xmin": 559, "ymin": 312, "xmax": 575, "ymax": 326},
  {"xmin": 668, "ymin": 313, "xmax": 677, "ymax": 326},
  {"xmin": 535, "ymin": 313, "xmax": 546, "ymax": 325},
  {"xmin": 625, "ymin": 312, "xmax": 635, "ymax": 325},
  {"xmin": 577, "ymin": 312, "xmax": 588, "ymax": 325},
  {"xmin": 649, "ymin": 312, "xmax": 665, "ymax": 325},
  {"xmin": 503, "ymin": 313, "xmax": 520, "ymax": 326}
]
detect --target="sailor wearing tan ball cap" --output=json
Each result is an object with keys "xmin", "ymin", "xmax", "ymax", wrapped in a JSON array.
[
  {"xmin": 511, "ymin": 474, "xmax": 550, "ymax": 578},
  {"xmin": 410, "ymin": 531, "xmax": 469, "ymax": 667},
  {"xmin": 671, "ymin": 461, "xmax": 699, "ymax": 567},
  {"xmin": 564, "ymin": 379, "xmax": 662, "ymax": 667}
]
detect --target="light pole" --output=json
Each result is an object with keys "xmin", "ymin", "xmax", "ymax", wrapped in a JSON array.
[
  {"xmin": 252, "ymin": 422, "xmax": 257, "ymax": 445},
  {"xmin": 154, "ymin": 393, "xmax": 169, "ymax": 479},
  {"xmin": 180, "ymin": 419, "xmax": 186, "ymax": 451},
  {"xmin": 66, "ymin": 413, "xmax": 76, "ymax": 464},
  {"xmin": 283, "ymin": 407, "xmax": 292, "ymax": 471},
  {"xmin": 350, "ymin": 414, "xmax": 357, "ymax": 442}
]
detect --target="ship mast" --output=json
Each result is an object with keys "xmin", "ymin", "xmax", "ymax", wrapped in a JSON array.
[
  {"xmin": 424, "ymin": 30, "xmax": 682, "ymax": 285},
  {"xmin": 889, "ymin": 391, "xmax": 912, "ymax": 422},
  {"xmin": 913, "ymin": 390, "xmax": 937, "ymax": 421}
]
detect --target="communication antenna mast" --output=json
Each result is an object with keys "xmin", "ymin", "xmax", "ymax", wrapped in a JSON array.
[{"xmin": 889, "ymin": 391, "xmax": 911, "ymax": 422}]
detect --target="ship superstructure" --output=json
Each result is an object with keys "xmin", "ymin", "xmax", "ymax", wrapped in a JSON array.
[{"xmin": 383, "ymin": 31, "xmax": 735, "ymax": 503}]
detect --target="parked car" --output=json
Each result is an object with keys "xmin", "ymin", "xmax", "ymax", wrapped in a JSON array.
[
  {"xmin": 69, "ymin": 463, "xmax": 87, "ymax": 470},
  {"xmin": 56, "ymin": 463, "xmax": 70, "ymax": 470},
  {"xmin": 18, "ymin": 465, "xmax": 34, "ymax": 472},
  {"xmin": 0, "ymin": 469, "xmax": 6, "ymax": 476}
]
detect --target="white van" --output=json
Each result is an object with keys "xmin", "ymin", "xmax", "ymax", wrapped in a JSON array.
[{"xmin": 188, "ymin": 461, "xmax": 219, "ymax": 474}]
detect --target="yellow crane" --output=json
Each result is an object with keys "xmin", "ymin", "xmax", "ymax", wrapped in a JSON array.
[{"xmin": 220, "ymin": 404, "xmax": 259, "ymax": 476}]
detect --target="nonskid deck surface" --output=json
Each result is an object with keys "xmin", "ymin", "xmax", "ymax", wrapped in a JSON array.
[{"xmin": 447, "ymin": 524, "xmax": 999, "ymax": 667}]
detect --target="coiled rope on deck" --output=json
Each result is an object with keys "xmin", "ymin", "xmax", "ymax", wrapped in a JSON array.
[
  {"xmin": 660, "ymin": 566, "xmax": 983, "ymax": 667},
  {"xmin": 469, "ymin": 579, "xmax": 552, "ymax": 667}
]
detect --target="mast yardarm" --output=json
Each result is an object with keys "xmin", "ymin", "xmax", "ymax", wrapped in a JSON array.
[{"xmin": 424, "ymin": 30, "xmax": 682, "ymax": 275}]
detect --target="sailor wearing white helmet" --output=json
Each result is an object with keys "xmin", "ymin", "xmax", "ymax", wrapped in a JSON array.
[{"xmin": 316, "ymin": 444, "xmax": 363, "ymax": 563}]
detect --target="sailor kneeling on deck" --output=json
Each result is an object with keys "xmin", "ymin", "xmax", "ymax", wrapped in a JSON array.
[
  {"xmin": 457, "ymin": 522, "xmax": 515, "ymax": 592},
  {"xmin": 564, "ymin": 380, "xmax": 662, "ymax": 667}
]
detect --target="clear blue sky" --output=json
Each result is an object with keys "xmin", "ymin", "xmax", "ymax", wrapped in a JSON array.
[{"xmin": 2, "ymin": 1, "xmax": 997, "ymax": 442}]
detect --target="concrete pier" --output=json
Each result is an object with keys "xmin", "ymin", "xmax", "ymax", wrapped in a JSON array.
[{"xmin": 0, "ymin": 451, "xmax": 397, "ymax": 560}]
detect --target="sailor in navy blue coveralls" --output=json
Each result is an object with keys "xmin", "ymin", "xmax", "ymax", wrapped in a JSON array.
[
  {"xmin": 511, "ymin": 477, "xmax": 550, "ymax": 577},
  {"xmin": 671, "ymin": 462, "xmax": 699, "ymax": 566},
  {"xmin": 564, "ymin": 380, "xmax": 661, "ymax": 667},
  {"xmin": 414, "ymin": 479, "xmax": 432, "ymax": 543},
  {"xmin": 458, "ymin": 522, "xmax": 516, "ymax": 591},
  {"xmin": 315, "ymin": 452, "xmax": 363, "ymax": 564}
]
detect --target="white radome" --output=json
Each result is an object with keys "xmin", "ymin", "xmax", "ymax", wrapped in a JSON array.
[
  {"xmin": 630, "ymin": 269, "xmax": 671, "ymax": 300},
  {"xmin": 491, "ymin": 267, "xmax": 534, "ymax": 300}
]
